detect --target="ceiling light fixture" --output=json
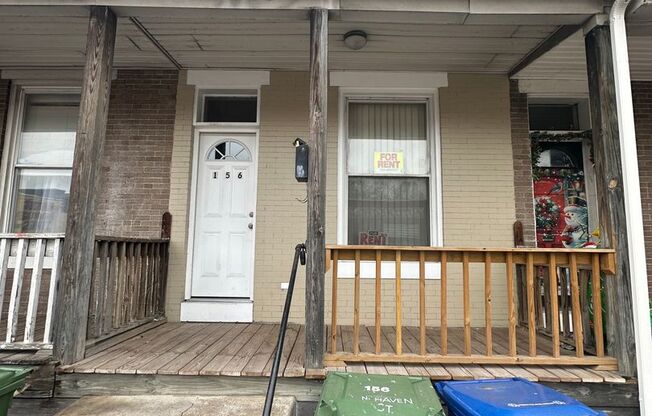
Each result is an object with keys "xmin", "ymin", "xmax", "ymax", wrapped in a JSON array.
[{"xmin": 344, "ymin": 30, "xmax": 368, "ymax": 50}]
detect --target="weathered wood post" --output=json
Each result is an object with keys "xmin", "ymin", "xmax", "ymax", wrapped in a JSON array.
[
  {"xmin": 305, "ymin": 8, "xmax": 328, "ymax": 371},
  {"xmin": 584, "ymin": 25, "xmax": 637, "ymax": 376},
  {"xmin": 53, "ymin": 6, "xmax": 116, "ymax": 365}
]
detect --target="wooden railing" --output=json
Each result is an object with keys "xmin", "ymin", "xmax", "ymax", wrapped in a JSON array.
[
  {"xmin": 325, "ymin": 245, "xmax": 617, "ymax": 367},
  {"xmin": 86, "ymin": 236, "xmax": 169, "ymax": 344},
  {"xmin": 0, "ymin": 234, "xmax": 168, "ymax": 351},
  {"xmin": 0, "ymin": 234, "xmax": 64, "ymax": 349}
]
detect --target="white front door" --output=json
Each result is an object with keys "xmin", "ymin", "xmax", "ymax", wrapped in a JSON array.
[{"xmin": 191, "ymin": 134, "xmax": 257, "ymax": 298}]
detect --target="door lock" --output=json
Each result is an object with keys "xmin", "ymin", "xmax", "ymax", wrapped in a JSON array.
[{"xmin": 248, "ymin": 223, "xmax": 254, "ymax": 230}]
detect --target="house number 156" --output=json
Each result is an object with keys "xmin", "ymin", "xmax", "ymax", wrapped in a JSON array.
[
  {"xmin": 364, "ymin": 385, "xmax": 390, "ymax": 393},
  {"xmin": 223, "ymin": 172, "xmax": 243, "ymax": 179}
]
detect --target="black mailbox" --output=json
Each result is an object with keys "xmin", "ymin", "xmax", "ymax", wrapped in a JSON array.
[{"xmin": 294, "ymin": 138, "xmax": 309, "ymax": 182}]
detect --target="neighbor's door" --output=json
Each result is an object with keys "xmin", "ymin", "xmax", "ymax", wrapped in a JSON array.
[{"xmin": 191, "ymin": 134, "xmax": 256, "ymax": 298}]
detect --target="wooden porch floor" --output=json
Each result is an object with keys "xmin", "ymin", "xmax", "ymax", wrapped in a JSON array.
[{"xmin": 57, "ymin": 322, "xmax": 626, "ymax": 383}]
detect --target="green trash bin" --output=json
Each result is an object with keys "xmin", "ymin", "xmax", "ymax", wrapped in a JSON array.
[
  {"xmin": 315, "ymin": 372, "xmax": 444, "ymax": 416},
  {"xmin": 0, "ymin": 367, "xmax": 30, "ymax": 416}
]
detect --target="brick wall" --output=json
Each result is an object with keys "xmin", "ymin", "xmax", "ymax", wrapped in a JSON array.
[
  {"xmin": 633, "ymin": 81, "xmax": 652, "ymax": 296},
  {"xmin": 509, "ymin": 80, "xmax": 536, "ymax": 247},
  {"xmin": 95, "ymin": 70, "xmax": 178, "ymax": 238}
]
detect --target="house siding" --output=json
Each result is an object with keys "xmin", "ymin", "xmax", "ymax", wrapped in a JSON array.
[
  {"xmin": 164, "ymin": 71, "xmax": 517, "ymax": 326},
  {"xmin": 95, "ymin": 69, "xmax": 178, "ymax": 238},
  {"xmin": 509, "ymin": 80, "xmax": 536, "ymax": 247},
  {"xmin": 633, "ymin": 81, "xmax": 652, "ymax": 296},
  {"xmin": 165, "ymin": 70, "xmax": 195, "ymax": 321}
]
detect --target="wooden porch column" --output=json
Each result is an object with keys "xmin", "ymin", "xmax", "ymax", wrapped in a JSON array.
[
  {"xmin": 585, "ymin": 25, "xmax": 637, "ymax": 377},
  {"xmin": 305, "ymin": 8, "xmax": 328, "ymax": 371},
  {"xmin": 53, "ymin": 6, "xmax": 117, "ymax": 365}
]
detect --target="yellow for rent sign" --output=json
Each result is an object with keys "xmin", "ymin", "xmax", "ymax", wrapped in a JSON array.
[{"xmin": 374, "ymin": 151, "xmax": 404, "ymax": 174}]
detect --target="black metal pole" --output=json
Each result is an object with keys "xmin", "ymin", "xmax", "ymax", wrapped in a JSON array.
[{"xmin": 263, "ymin": 243, "xmax": 305, "ymax": 416}]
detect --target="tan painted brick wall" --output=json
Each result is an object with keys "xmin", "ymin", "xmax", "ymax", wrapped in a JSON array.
[
  {"xmin": 253, "ymin": 71, "xmax": 339, "ymax": 322},
  {"xmin": 165, "ymin": 71, "xmax": 195, "ymax": 321},
  {"xmin": 165, "ymin": 72, "xmax": 516, "ymax": 328},
  {"xmin": 331, "ymin": 74, "xmax": 515, "ymax": 328}
]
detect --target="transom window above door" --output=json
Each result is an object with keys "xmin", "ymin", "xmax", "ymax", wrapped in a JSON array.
[
  {"xmin": 196, "ymin": 90, "xmax": 258, "ymax": 124},
  {"xmin": 345, "ymin": 99, "xmax": 437, "ymax": 247}
]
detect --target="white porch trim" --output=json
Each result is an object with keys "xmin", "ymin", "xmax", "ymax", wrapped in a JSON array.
[
  {"xmin": 180, "ymin": 299, "xmax": 253, "ymax": 322},
  {"xmin": 330, "ymin": 71, "xmax": 448, "ymax": 90},
  {"xmin": 186, "ymin": 70, "xmax": 270, "ymax": 89}
]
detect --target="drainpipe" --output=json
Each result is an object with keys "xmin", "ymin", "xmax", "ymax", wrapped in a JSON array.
[{"xmin": 609, "ymin": 1, "xmax": 652, "ymax": 414}]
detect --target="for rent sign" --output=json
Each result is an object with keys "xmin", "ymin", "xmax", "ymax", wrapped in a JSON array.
[{"xmin": 374, "ymin": 151, "xmax": 404, "ymax": 174}]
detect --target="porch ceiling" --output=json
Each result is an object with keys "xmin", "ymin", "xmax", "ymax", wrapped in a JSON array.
[
  {"xmin": 0, "ymin": 5, "xmax": 599, "ymax": 73},
  {"xmin": 513, "ymin": 3, "xmax": 652, "ymax": 83}
]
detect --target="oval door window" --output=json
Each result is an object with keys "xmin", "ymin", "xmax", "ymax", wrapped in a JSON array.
[{"xmin": 207, "ymin": 140, "xmax": 252, "ymax": 161}]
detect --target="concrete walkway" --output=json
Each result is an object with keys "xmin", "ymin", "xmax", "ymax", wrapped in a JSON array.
[{"xmin": 54, "ymin": 395, "xmax": 296, "ymax": 416}]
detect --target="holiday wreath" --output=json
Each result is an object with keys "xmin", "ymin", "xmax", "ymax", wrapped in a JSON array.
[{"xmin": 535, "ymin": 197, "xmax": 560, "ymax": 230}]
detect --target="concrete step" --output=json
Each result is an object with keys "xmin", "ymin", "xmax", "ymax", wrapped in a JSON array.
[{"xmin": 54, "ymin": 395, "xmax": 295, "ymax": 416}]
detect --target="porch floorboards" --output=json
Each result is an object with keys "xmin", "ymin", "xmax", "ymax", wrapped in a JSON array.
[{"xmin": 55, "ymin": 323, "xmax": 626, "ymax": 384}]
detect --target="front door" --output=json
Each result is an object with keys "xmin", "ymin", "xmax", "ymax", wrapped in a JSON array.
[{"xmin": 191, "ymin": 134, "xmax": 256, "ymax": 298}]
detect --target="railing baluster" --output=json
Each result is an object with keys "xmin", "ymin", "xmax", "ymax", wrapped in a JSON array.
[
  {"xmin": 506, "ymin": 252, "xmax": 516, "ymax": 357},
  {"xmin": 330, "ymin": 250, "xmax": 338, "ymax": 354},
  {"xmin": 560, "ymin": 268, "xmax": 570, "ymax": 338},
  {"xmin": 96, "ymin": 241, "xmax": 108, "ymax": 336},
  {"xmin": 375, "ymin": 250, "xmax": 382, "ymax": 355},
  {"xmin": 127, "ymin": 242, "xmax": 135, "ymax": 324},
  {"xmin": 592, "ymin": 253, "xmax": 605, "ymax": 357},
  {"xmin": 153, "ymin": 242, "xmax": 162, "ymax": 316},
  {"xmin": 440, "ymin": 251, "xmax": 448, "ymax": 355},
  {"xmin": 548, "ymin": 253, "xmax": 560, "ymax": 358},
  {"xmin": 24, "ymin": 239, "xmax": 45, "ymax": 343},
  {"xmin": 484, "ymin": 251, "xmax": 492, "ymax": 356},
  {"xmin": 395, "ymin": 250, "xmax": 402, "ymax": 355},
  {"xmin": 0, "ymin": 239, "xmax": 9, "ymax": 328},
  {"xmin": 44, "ymin": 238, "xmax": 62, "ymax": 344},
  {"xmin": 569, "ymin": 253, "xmax": 584, "ymax": 357},
  {"xmin": 133, "ymin": 242, "xmax": 142, "ymax": 320},
  {"xmin": 87, "ymin": 241, "xmax": 101, "ymax": 339},
  {"xmin": 419, "ymin": 251, "xmax": 426, "ymax": 355},
  {"xmin": 463, "ymin": 251, "xmax": 471, "ymax": 356},
  {"xmin": 140, "ymin": 242, "xmax": 149, "ymax": 319},
  {"xmin": 146, "ymin": 243, "xmax": 154, "ymax": 316},
  {"xmin": 526, "ymin": 252, "xmax": 537, "ymax": 356},
  {"xmin": 7, "ymin": 239, "xmax": 27, "ymax": 343},
  {"xmin": 353, "ymin": 249, "xmax": 360, "ymax": 355},
  {"xmin": 107, "ymin": 241, "xmax": 118, "ymax": 331}
]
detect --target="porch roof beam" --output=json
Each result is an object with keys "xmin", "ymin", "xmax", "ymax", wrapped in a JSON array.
[{"xmin": 508, "ymin": 25, "xmax": 582, "ymax": 77}]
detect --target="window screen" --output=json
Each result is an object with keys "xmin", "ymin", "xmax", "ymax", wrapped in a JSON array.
[
  {"xmin": 202, "ymin": 96, "xmax": 257, "ymax": 123},
  {"xmin": 346, "ymin": 101, "xmax": 431, "ymax": 246}
]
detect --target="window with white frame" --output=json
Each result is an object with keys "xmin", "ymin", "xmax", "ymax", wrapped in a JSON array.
[
  {"xmin": 345, "ymin": 99, "xmax": 435, "ymax": 247},
  {"xmin": 4, "ymin": 90, "xmax": 80, "ymax": 233}
]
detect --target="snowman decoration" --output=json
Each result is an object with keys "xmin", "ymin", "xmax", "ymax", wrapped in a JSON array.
[{"xmin": 560, "ymin": 205, "xmax": 589, "ymax": 248}]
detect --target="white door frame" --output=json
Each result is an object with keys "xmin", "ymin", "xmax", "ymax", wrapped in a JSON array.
[{"xmin": 185, "ymin": 126, "xmax": 260, "ymax": 301}]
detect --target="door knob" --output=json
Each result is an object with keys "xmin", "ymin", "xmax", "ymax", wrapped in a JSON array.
[
  {"xmin": 248, "ymin": 223, "xmax": 254, "ymax": 230},
  {"xmin": 249, "ymin": 212, "xmax": 254, "ymax": 218}
]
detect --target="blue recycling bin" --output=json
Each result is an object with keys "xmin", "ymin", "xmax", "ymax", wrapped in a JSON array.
[{"xmin": 435, "ymin": 378, "xmax": 604, "ymax": 416}]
